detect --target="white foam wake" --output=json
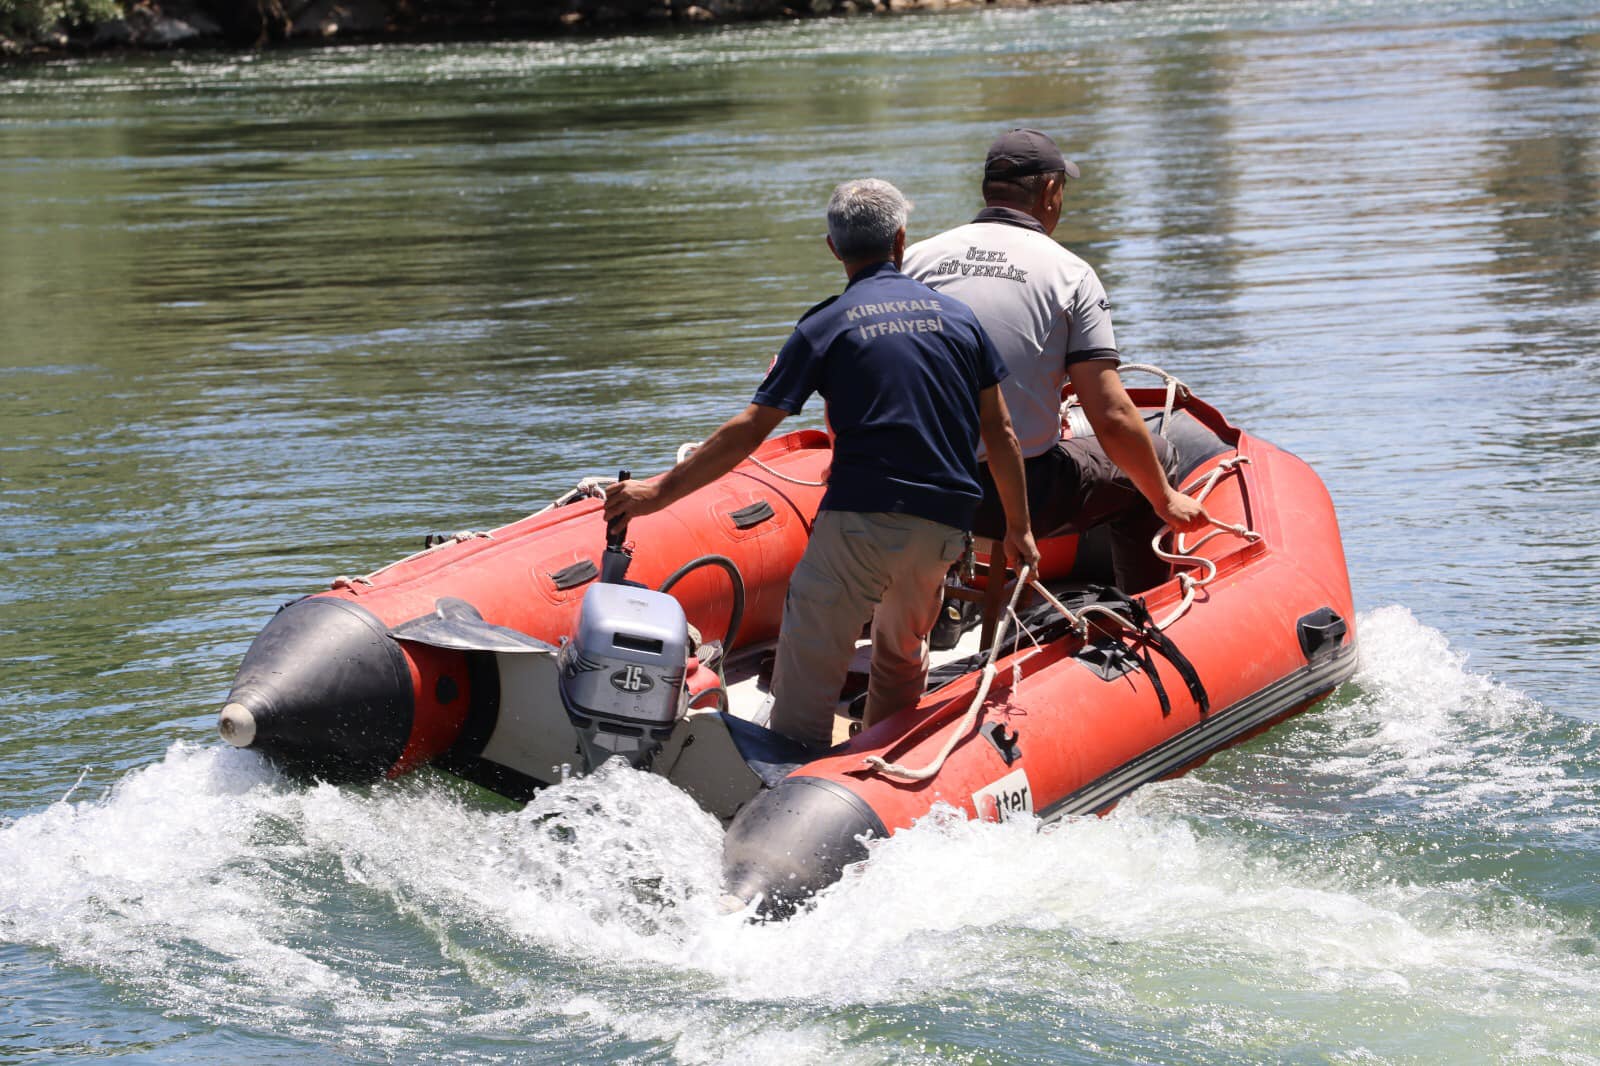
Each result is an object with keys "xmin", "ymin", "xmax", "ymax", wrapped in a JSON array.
[{"xmin": 3, "ymin": 608, "xmax": 1597, "ymax": 1062}]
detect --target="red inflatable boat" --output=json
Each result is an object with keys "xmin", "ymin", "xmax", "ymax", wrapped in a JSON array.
[{"xmin": 219, "ymin": 376, "xmax": 1356, "ymax": 915}]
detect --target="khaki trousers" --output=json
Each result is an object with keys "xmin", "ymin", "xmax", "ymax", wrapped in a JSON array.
[{"xmin": 768, "ymin": 510, "xmax": 966, "ymax": 751}]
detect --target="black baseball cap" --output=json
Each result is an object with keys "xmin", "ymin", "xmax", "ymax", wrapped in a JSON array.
[{"xmin": 984, "ymin": 128, "xmax": 1080, "ymax": 180}]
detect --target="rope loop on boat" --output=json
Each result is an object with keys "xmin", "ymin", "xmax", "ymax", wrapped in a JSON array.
[
  {"xmin": 1149, "ymin": 455, "xmax": 1260, "ymax": 630},
  {"xmin": 676, "ymin": 441, "xmax": 827, "ymax": 487},
  {"xmin": 1064, "ymin": 363, "xmax": 1191, "ymax": 440},
  {"xmin": 353, "ymin": 530, "xmax": 494, "ymax": 586},
  {"xmin": 536, "ymin": 476, "xmax": 613, "ymax": 514},
  {"xmin": 863, "ymin": 564, "xmax": 1035, "ymax": 782},
  {"xmin": 1118, "ymin": 363, "xmax": 1191, "ymax": 432}
]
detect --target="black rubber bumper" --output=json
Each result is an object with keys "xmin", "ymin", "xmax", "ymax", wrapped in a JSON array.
[
  {"xmin": 721, "ymin": 776, "xmax": 886, "ymax": 920},
  {"xmin": 221, "ymin": 596, "xmax": 415, "ymax": 782}
]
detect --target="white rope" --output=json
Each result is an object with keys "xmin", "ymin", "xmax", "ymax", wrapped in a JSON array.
[
  {"xmin": 1148, "ymin": 456, "xmax": 1260, "ymax": 630},
  {"xmin": 1065, "ymin": 367, "xmax": 1252, "ymax": 631},
  {"xmin": 861, "ymin": 451, "xmax": 1260, "ymax": 784},
  {"xmin": 1063, "ymin": 362, "xmax": 1191, "ymax": 439},
  {"xmin": 863, "ymin": 564, "xmax": 1035, "ymax": 782},
  {"xmin": 1025, "ymin": 579, "xmax": 1141, "ymax": 636},
  {"xmin": 353, "ymin": 529, "xmax": 493, "ymax": 586},
  {"xmin": 1117, "ymin": 363, "xmax": 1192, "ymax": 430},
  {"xmin": 535, "ymin": 476, "xmax": 613, "ymax": 515},
  {"xmin": 677, "ymin": 441, "xmax": 827, "ymax": 487}
]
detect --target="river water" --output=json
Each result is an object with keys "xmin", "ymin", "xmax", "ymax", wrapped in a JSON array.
[{"xmin": 3, "ymin": 1, "xmax": 1599, "ymax": 1061}]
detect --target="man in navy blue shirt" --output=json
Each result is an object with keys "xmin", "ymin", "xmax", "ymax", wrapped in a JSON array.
[{"xmin": 605, "ymin": 179, "xmax": 1037, "ymax": 750}]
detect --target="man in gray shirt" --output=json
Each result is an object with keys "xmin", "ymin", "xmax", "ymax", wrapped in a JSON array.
[{"xmin": 904, "ymin": 128, "xmax": 1209, "ymax": 590}]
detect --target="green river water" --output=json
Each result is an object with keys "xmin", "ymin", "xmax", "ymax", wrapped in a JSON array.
[{"xmin": 3, "ymin": 1, "xmax": 1600, "ymax": 1061}]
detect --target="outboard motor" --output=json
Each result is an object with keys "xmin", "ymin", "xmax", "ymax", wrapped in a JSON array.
[{"xmin": 560, "ymin": 494, "xmax": 691, "ymax": 769}]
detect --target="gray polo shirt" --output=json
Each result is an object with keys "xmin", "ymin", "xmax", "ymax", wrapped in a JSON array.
[{"xmin": 904, "ymin": 207, "xmax": 1118, "ymax": 459}]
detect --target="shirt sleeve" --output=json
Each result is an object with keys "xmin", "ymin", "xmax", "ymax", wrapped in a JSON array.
[
  {"xmin": 750, "ymin": 325, "xmax": 823, "ymax": 414},
  {"xmin": 1065, "ymin": 268, "xmax": 1119, "ymax": 366},
  {"xmin": 973, "ymin": 321, "xmax": 1010, "ymax": 390}
]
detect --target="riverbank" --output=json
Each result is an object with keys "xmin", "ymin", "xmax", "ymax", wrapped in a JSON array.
[{"xmin": 0, "ymin": 0, "xmax": 1061, "ymax": 57}]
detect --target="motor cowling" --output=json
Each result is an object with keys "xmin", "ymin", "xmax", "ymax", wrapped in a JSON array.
[{"xmin": 559, "ymin": 582, "xmax": 690, "ymax": 770}]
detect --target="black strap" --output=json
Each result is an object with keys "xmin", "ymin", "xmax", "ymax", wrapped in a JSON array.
[
  {"xmin": 1128, "ymin": 638, "xmax": 1173, "ymax": 717},
  {"xmin": 926, "ymin": 582, "xmax": 1210, "ymax": 718},
  {"xmin": 1123, "ymin": 597, "xmax": 1211, "ymax": 716},
  {"xmin": 1079, "ymin": 586, "xmax": 1209, "ymax": 717}
]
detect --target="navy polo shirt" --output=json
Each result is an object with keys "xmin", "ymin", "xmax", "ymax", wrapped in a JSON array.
[{"xmin": 752, "ymin": 261, "xmax": 1009, "ymax": 531}]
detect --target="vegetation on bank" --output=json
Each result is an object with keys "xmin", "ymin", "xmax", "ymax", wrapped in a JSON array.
[
  {"xmin": 1, "ymin": 0, "xmax": 114, "ymax": 41},
  {"xmin": 2, "ymin": 0, "xmax": 1022, "ymax": 56}
]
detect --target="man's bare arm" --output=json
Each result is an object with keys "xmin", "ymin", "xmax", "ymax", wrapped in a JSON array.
[
  {"xmin": 978, "ymin": 385, "xmax": 1041, "ymax": 572},
  {"xmin": 1066, "ymin": 359, "xmax": 1209, "ymax": 534},
  {"xmin": 604, "ymin": 404, "xmax": 789, "ymax": 525}
]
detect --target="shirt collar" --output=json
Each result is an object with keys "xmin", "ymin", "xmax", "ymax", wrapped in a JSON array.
[
  {"xmin": 971, "ymin": 206, "xmax": 1047, "ymax": 234},
  {"xmin": 845, "ymin": 259, "xmax": 902, "ymax": 286}
]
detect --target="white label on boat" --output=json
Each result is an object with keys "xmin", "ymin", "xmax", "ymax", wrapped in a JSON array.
[{"xmin": 973, "ymin": 769, "xmax": 1033, "ymax": 823}]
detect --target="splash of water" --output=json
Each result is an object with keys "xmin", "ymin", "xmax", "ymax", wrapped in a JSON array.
[{"xmin": 3, "ymin": 608, "xmax": 1597, "ymax": 1062}]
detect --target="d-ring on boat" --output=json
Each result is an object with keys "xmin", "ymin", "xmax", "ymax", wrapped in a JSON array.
[{"xmin": 217, "ymin": 367, "xmax": 1356, "ymax": 917}]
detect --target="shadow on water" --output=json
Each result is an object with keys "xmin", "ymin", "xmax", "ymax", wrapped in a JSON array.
[
  {"xmin": 1460, "ymin": 22, "xmax": 1600, "ymax": 671},
  {"xmin": 1093, "ymin": 30, "xmax": 1249, "ymax": 375},
  {"xmin": 1484, "ymin": 24, "xmax": 1600, "ymax": 330}
]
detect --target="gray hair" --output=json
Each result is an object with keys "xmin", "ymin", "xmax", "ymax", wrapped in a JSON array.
[{"xmin": 826, "ymin": 178, "xmax": 912, "ymax": 261}]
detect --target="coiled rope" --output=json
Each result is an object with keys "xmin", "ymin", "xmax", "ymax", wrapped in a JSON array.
[{"xmin": 1149, "ymin": 456, "xmax": 1259, "ymax": 630}]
